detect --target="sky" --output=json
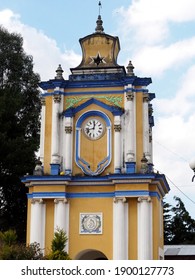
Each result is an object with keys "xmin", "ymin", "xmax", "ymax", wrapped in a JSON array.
[{"xmin": 0, "ymin": 0, "xmax": 195, "ymax": 219}]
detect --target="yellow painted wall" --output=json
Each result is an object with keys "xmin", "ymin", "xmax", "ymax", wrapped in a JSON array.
[
  {"xmin": 73, "ymin": 103, "xmax": 115, "ymax": 175},
  {"xmin": 45, "ymin": 199, "xmax": 54, "ymax": 254},
  {"xmin": 68, "ymin": 197, "xmax": 113, "ymax": 260},
  {"xmin": 128, "ymin": 198, "xmax": 138, "ymax": 259}
]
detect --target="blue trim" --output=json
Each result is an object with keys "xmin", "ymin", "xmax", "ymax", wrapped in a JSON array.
[
  {"xmin": 27, "ymin": 190, "xmax": 161, "ymax": 200},
  {"xmin": 63, "ymin": 98, "xmax": 124, "ymax": 118},
  {"xmin": 76, "ymin": 110, "xmax": 111, "ymax": 127},
  {"xmin": 39, "ymin": 76, "xmax": 152, "ymax": 91},
  {"xmin": 21, "ymin": 173, "xmax": 170, "ymax": 192},
  {"xmin": 75, "ymin": 111, "xmax": 112, "ymax": 176}
]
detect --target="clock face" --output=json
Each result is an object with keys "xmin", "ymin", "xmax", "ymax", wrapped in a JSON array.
[{"xmin": 83, "ymin": 118, "xmax": 104, "ymax": 140}]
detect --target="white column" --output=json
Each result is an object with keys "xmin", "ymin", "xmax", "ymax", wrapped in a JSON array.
[
  {"xmin": 40, "ymin": 97, "xmax": 46, "ymax": 165},
  {"xmin": 54, "ymin": 198, "xmax": 70, "ymax": 252},
  {"xmin": 125, "ymin": 89, "xmax": 135, "ymax": 162},
  {"xmin": 30, "ymin": 199, "xmax": 46, "ymax": 250},
  {"xmin": 65, "ymin": 117, "xmax": 73, "ymax": 174},
  {"xmin": 51, "ymin": 94, "xmax": 61, "ymax": 164},
  {"xmin": 137, "ymin": 196, "xmax": 153, "ymax": 260},
  {"xmin": 114, "ymin": 116, "xmax": 121, "ymax": 173},
  {"xmin": 143, "ymin": 96, "xmax": 150, "ymax": 161},
  {"xmin": 113, "ymin": 197, "xmax": 128, "ymax": 259}
]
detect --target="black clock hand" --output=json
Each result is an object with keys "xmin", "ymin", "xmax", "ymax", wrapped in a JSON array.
[{"xmin": 93, "ymin": 120, "xmax": 96, "ymax": 129}]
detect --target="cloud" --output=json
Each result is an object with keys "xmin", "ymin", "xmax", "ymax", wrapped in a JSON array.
[
  {"xmin": 132, "ymin": 38, "xmax": 195, "ymax": 77},
  {"xmin": 0, "ymin": 9, "xmax": 81, "ymax": 80},
  {"xmin": 117, "ymin": 0, "xmax": 195, "ymax": 45},
  {"xmin": 154, "ymin": 65, "xmax": 195, "ymax": 116}
]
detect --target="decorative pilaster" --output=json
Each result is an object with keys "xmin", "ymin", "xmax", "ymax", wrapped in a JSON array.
[
  {"xmin": 54, "ymin": 198, "xmax": 69, "ymax": 252},
  {"xmin": 40, "ymin": 97, "xmax": 46, "ymax": 166},
  {"xmin": 114, "ymin": 116, "xmax": 122, "ymax": 173},
  {"xmin": 137, "ymin": 196, "xmax": 153, "ymax": 260},
  {"xmin": 64, "ymin": 117, "xmax": 73, "ymax": 174},
  {"xmin": 113, "ymin": 197, "xmax": 128, "ymax": 259},
  {"xmin": 125, "ymin": 87, "xmax": 136, "ymax": 173},
  {"xmin": 30, "ymin": 199, "xmax": 45, "ymax": 251},
  {"xmin": 51, "ymin": 94, "xmax": 61, "ymax": 175}
]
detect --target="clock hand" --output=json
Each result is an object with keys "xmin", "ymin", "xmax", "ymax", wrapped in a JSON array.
[{"xmin": 93, "ymin": 120, "xmax": 96, "ymax": 129}]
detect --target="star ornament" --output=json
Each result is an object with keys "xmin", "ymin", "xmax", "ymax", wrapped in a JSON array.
[{"xmin": 90, "ymin": 52, "xmax": 106, "ymax": 66}]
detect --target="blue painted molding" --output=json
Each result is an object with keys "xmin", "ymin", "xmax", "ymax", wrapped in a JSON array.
[
  {"xmin": 27, "ymin": 190, "xmax": 161, "ymax": 200},
  {"xmin": 39, "ymin": 76, "xmax": 152, "ymax": 91},
  {"xmin": 21, "ymin": 173, "xmax": 170, "ymax": 193},
  {"xmin": 63, "ymin": 98, "xmax": 124, "ymax": 117},
  {"xmin": 75, "ymin": 110, "xmax": 112, "ymax": 176}
]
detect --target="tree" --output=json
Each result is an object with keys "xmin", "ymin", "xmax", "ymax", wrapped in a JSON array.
[
  {"xmin": 164, "ymin": 196, "xmax": 195, "ymax": 244},
  {"xmin": 0, "ymin": 229, "xmax": 43, "ymax": 259},
  {"xmin": 163, "ymin": 201, "xmax": 173, "ymax": 244},
  {"xmin": 0, "ymin": 26, "xmax": 41, "ymax": 242},
  {"xmin": 46, "ymin": 228, "xmax": 71, "ymax": 260}
]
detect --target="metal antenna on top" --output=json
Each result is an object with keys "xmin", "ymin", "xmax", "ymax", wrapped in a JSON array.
[{"xmin": 98, "ymin": 1, "xmax": 102, "ymax": 16}]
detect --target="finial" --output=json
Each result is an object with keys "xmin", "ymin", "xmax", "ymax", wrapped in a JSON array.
[
  {"xmin": 95, "ymin": 15, "xmax": 104, "ymax": 33},
  {"xmin": 98, "ymin": 1, "xmax": 102, "ymax": 16},
  {"xmin": 140, "ymin": 154, "xmax": 149, "ymax": 174},
  {"xmin": 95, "ymin": 1, "xmax": 104, "ymax": 33},
  {"xmin": 126, "ymin": 61, "xmax": 135, "ymax": 76},
  {"xmin": 55, "ymin": 64, "xmax": 64, "ymax": 79}
]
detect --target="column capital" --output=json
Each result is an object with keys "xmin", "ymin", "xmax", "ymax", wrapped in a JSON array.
[
  {"xmin": 114, "ymin": 197, "xmax": 126, "ymax": 203},
  {"xmin": 138, "ymin": 196, "xmax": 151, "ymax": 203},
  {"xmin": 65, "ymin": 126, "xmax": 72, "ymax": 134},
  {"xmin": 114, "ymin": 124, "xmax": 122, "ymax": 132},
  {"xmin": 143, "ymin": 95, "xmax": 149, "ymax": 103},
  {"xmin": 53, "ymin": 94, "xmax": 61, "ymax": 103},
  {"xmin": 54, "ymin": 198, "xmax": 68, "ymax": 204},
  {"xmin": 31, "ymin": 198, "xmax": 44, "ymax": 204},
  {"xmin": 126, "ymin": 92, "xmax": 134, "ymax": 101},
  {"xmin": 40, "ymin": 97, "xmax": 46, "ymax": 106}
]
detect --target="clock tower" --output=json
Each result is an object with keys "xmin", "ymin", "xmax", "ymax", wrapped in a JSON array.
[{"xmin": 22, "ymin": 13, "xmax": 170, "ymax": 260}]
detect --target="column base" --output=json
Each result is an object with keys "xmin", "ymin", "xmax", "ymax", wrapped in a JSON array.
[
  {"xmin": 114, "ymin": 168, "xmax": 121, "ymax": 174},
  {"xmin": 50, "ymin": 164, "xmax": 60, "ymax": 175},
  {"xmin": 125, "ymin": 162, "xmax": 136, "ymax": 173}
]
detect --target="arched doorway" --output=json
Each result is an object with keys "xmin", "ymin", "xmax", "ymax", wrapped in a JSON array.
[{"xmin": 75, "ymin": 249, "xmax": 108, "ymax": 260}]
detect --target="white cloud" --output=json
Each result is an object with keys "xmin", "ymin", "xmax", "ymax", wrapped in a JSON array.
[
  {"xmin": 117, "ymin": 0, "xmax": 195, "ymax": 45},
  {"xmin": 154, "ymin": 65, "xmax": 195, "ymax": 116},
  {"xmin": 132, "ymin": 38, "xmax": 195, "ymax": 77},
  {"xmin": 0, "ymin": 9, "xmax": 81, "ymax": 80}
]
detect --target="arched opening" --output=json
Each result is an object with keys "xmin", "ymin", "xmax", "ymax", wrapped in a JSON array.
[{"xmin": 75, "ymin": 249, "xmax": 108, "ymax": 260}]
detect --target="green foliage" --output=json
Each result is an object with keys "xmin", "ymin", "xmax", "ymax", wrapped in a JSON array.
[
  {"xmin": 0, "ymin": 229, "xmax": 17, "ymax": 246},
  {"xmin": 46, "ymin": 228, "xmax": 71, "ymax": 260},
  {"xmin": 164, "ymin": 196, "xmax": 195, "ymax": 244},
  {"xmin": 0, "ymin": 230, "xmax": 43, "ymax": 260},
  {"xmin": 0, "ymin": 26, "xmax": 41, "ymax": 241}
]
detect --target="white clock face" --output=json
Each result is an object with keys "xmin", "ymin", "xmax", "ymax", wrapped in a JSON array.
[{"xmin": 83, "ymin": 118, "xmax": 104, "ymax": 140}]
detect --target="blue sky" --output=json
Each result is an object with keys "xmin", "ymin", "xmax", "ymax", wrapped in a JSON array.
[{"xmin": 0, "ymin": 0, "xmax": 195, "ymax": 218}]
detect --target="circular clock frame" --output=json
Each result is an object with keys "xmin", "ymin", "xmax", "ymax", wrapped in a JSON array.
[{"xmin": 82, "ymin": 117, "xmax": 105, "ymax": 140}]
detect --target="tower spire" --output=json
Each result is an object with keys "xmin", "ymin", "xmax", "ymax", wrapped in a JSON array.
[{"xmin": 98, "ymin": 1, "xmax": 102, "ymax": 16}]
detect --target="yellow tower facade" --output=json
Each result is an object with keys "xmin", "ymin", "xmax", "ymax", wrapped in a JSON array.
[{"xmin": 22, "ymin": 15, "xmax": 169, "ymax": 260}]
